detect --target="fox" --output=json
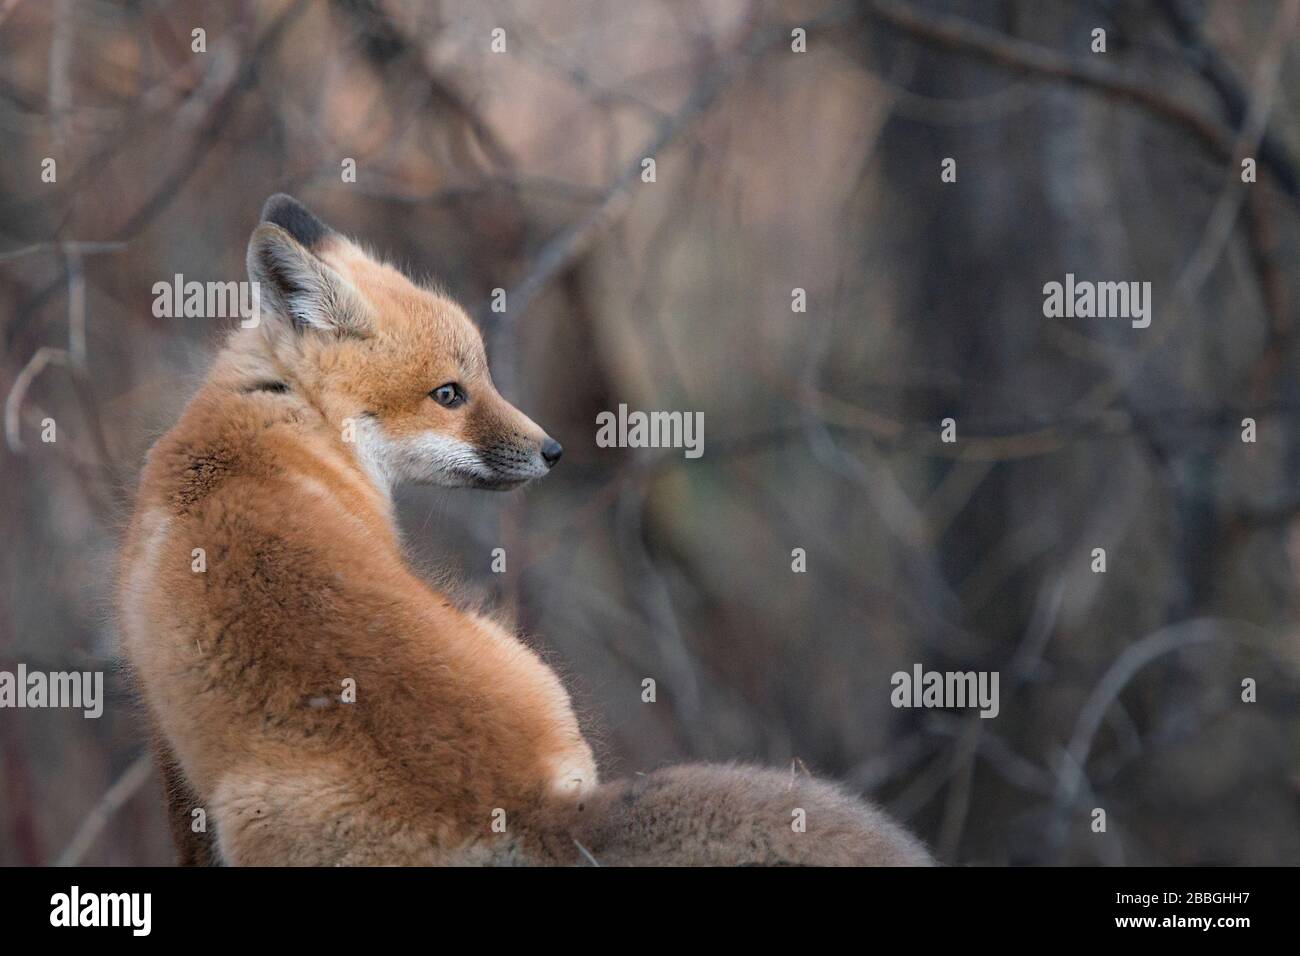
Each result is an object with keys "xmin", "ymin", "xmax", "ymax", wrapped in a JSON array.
[{"xmin": 117, "ymin": 194, "xmax": 932, "ymax": 866}]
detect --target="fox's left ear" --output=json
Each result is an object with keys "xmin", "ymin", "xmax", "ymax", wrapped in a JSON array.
[{"xmin": 246, "ymin": 218, "xmax": 372, "ymax": 337}]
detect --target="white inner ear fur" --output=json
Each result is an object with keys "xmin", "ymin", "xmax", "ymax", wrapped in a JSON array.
[{"xmin": 248, "ymin": 225, "xmax": 373, "ymax": 337}]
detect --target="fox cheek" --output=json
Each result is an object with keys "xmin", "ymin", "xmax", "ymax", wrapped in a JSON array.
[{"xmin": 355, "ymin": 417, "xmax": 491, "ymax": 489}]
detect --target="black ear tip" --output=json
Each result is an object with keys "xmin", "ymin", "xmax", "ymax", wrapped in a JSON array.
[
  {"xmin": 260, "ymin": 193, "xmax": 330, "ymax": 249},
  {"xmin": 260, "ymin": 192, "xmax": 302, "ymax": 221}
]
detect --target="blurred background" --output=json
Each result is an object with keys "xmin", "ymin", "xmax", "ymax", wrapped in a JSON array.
[{"xmin": 2, "ymin": 0, "xmax": 1300, "ymax": 866}]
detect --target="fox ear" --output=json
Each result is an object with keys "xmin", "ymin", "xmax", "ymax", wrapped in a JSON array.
[
  {"xmin": 246, "ymin": 222, "xmax": 372, "ymax": 336},
  {"xmin": 260, "ymin": 193, "xmax": 331, "ymax": 250}
]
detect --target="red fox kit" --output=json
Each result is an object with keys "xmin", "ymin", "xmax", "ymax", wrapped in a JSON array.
[{"xmin": 118, "ymin": 195, "xmax": 931, "ymax": 866}]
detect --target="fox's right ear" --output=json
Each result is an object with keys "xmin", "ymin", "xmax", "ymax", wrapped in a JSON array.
[{"xmin": 246, "ymin": 221, "xmax": 372, "ymax": 337}]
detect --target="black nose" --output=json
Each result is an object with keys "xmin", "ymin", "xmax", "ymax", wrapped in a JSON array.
[{"xmin": 541, "ymin": 437, "xmax": 563, "ymax": 467}]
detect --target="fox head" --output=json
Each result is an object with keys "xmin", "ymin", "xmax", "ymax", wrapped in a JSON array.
[{"xmin": 244, "ymin": 194, "xmax": 562, "ymax": 492}]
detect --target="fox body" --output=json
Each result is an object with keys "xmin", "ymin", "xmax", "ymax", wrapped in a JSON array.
[{"xmin": 118, "ymin": 195, "xmax": 931, "ymax": 866}]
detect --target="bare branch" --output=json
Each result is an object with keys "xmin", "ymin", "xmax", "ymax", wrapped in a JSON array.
[
  {"xmin": 0, "ymin": 240, "xmax": 124, "ymax": 263},
  {"xmin": 5, "ymin": 345, "xmax": 68, "ymax": 453},
  {"xmin": 55, "ymin": 753, "xmax": 153, "ymax": 866}
]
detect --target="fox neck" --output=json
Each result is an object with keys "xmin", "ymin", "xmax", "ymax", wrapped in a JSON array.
[
  {"xmin": 212, "ymin": 329, "xmax": 400, "ymax": 537},
  {"xmin": 318, "ymin": 413, "xmax": 398, "ymax": 531}
]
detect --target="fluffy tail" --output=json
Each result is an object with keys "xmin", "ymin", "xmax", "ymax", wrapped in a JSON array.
[{"xmin": 511, "ymin": 763, "xmax": 932, "ymax": 866}]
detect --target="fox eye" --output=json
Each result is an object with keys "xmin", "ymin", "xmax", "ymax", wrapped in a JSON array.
[{"xmin": 430, "ymin": 383, "xmax": 466, "ymax": 408}]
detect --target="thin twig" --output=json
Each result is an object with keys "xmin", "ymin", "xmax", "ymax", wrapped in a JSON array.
[
  {"xmin": 64, "ymin": 243, "xmax": 84, "ymax": 368},
  {"xmin": 1157, "ymin": 0, "xmax": 1299, "ymax": 199},
  {"xmin": 55, "ymin": 752, "xmax": 153, "ymax": 866},
  {"xmin": 572, "ymin": 838, "xmax": 601, "ymax": 867},
  {"xmin": 0, "ymin": 240, "xmax": 124, "ymax": 263},
  {"xmin": 5, "ymin": 345, "xmax": 68, "ymax": 452}
]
